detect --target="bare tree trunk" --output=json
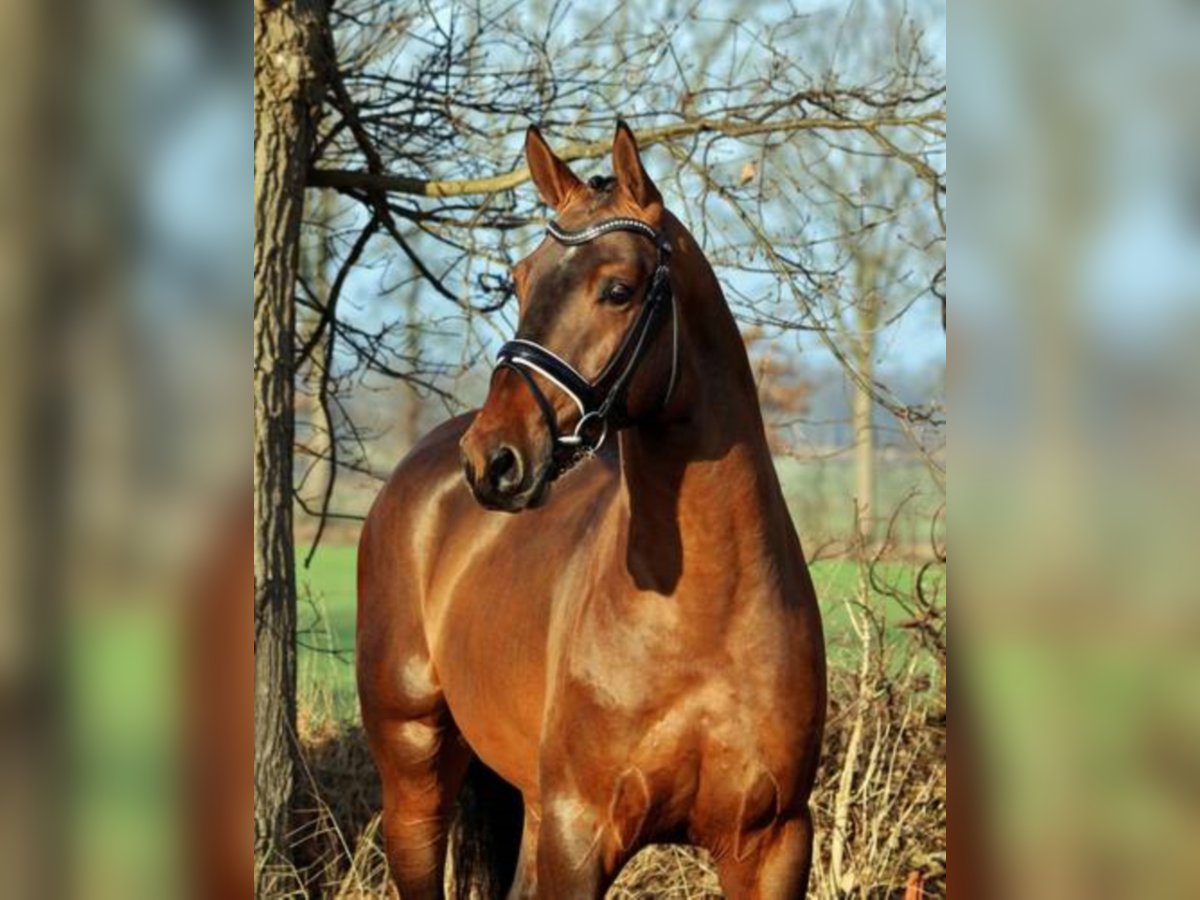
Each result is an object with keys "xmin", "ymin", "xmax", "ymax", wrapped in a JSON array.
[
  {"xmin": 299, "ymin": 190, "xmax": 335, "ymax": 534},
  {"xmin": 853, "ymin": 275, "xmax": 880, "ymax": 546},
  {"xmin": 403, "ymin": 283, "xmax": 423, "ymax": 449},
  {"xmin": 853, "ymin": 357, "xmax": 876, "ymax": 541},
  {"xmin": 253, "ymin": 0, "xmax": 326, "ymax": 890}
]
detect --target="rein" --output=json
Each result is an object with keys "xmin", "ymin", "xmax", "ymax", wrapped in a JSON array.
[{"xmin": 493, "ymin": 217, "xmax": 678, "ymax": 476}]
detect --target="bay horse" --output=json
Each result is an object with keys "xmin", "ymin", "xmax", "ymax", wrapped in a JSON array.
[{"xmin": 357, "ymin": 122, "xmax": 826, "ymax": 899}]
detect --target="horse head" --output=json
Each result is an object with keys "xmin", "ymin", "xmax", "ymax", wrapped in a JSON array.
[{"xmin": 460, "ymin": 122, "xmax": 680, "ymax": 512}]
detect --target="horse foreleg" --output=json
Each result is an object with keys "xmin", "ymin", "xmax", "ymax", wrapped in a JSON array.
[
  {"xmin": 713, "ymin": 809, "xmax": 814, "ymax": 900},
  {"xmin": 365, "ymin": 708, "xmax": 471, "ymax": 899},
  {"xmin": 505, "ymin": 803, "xmax": 540, "ymax": 899},
  {"xmin": 534, "ymin": 794, "xmax": 628, "ymax": 900}
]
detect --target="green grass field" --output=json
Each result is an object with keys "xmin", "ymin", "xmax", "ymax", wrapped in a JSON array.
[
  {"xmin": 773, "ymin": 455, "xmax": 944, "ymax": 549},
  {"xmin": 298, "ymin": 543, "xmax": 943, "ymax": 723}
]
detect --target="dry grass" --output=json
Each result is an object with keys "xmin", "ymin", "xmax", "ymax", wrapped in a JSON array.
[
  {"xmin": 267, "ymin": 590, "xmax": 945, "ymax": 899},
  {"xmin": 810, "ymin": 612, "xmax": 946, "ymax": 898}
]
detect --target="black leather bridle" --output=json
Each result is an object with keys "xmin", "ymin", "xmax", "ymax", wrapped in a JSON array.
[{"xmin": 493, "ymin": 216, "xmax": 679, "ymax": 476}]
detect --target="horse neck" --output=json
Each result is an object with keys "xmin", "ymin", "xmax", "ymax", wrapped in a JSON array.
[{"xmin": 615, "ymin": 220, "xmax": 794, "ymax": 598}]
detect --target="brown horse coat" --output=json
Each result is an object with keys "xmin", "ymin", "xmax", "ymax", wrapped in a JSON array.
[{"xmin": 357, "ymin": 123, "xmax": 825, "ymax": 899}]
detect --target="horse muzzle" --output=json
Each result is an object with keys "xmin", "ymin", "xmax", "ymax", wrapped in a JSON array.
[{"xmin": 460, "ymin": 440, "xmax": 552, "ymax": 513}]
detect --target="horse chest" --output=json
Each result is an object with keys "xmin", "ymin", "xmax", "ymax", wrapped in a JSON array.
[
  {"xmin": 539, "ymin": 546, "xmax": 820, "ymax": 846},
  {"xmin": 546, "ymin": 659, "xmax": 800, "ymax": 851},
  {"xmin": 561, "ymin": 574, "xmax": 796, "ymax": 709}
]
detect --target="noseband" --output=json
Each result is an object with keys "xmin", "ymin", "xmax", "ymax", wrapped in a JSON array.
[{"xmin": 493, "ymin": 217, "xmax": 679, "ymax": 476}]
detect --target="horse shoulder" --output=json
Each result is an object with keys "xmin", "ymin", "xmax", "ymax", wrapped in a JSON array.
[{"xmin": 356, "ymin": 413, "xmax": 476, "ymax": 720}]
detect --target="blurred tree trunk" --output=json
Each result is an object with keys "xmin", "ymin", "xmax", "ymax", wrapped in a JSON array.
[
  {"xmin": 299, "ymin": 190, "xmax": 336, "ymax": 529},
  {"xmin": 403, "ymin": 283, "xmax": 423, "ymax": 448},
  {"xmin": 253, "ymin": 0, "xmax": 326, "ymax": 890},
  {"xmin": 853, "ymin": 261, "xmax": 880, "ymax": 545}
]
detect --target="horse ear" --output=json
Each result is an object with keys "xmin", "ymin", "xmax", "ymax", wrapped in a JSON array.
[
  {"xmin": 612, "ymin": 120, "xmax": 662, "ymax": 209},
  {"xmin": 525, "ymin": 126, "xmax": 582, "ymax": 211}
]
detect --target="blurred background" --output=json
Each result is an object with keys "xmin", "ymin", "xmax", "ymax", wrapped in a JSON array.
[{"xmin": 1, "ymin": 0, "xmax": 1197, "ymax": 896}]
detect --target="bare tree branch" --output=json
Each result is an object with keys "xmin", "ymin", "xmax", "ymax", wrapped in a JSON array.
[{"xmin": 308, "ymin": 112, "xmax": 945, "ymax": 197}]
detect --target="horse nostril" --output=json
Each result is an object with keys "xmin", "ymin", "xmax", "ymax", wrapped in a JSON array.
[{"xmin": 487, "ymin": 445, "xmax": 523, "ymax": 494}]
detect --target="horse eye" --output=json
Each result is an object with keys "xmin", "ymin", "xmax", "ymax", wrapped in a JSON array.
[{"xmin": 601, "ymin": 282, "xmax": 633, "ymax": 305}]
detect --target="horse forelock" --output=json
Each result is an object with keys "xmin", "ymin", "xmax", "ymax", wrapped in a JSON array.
[
  {"xmin": 587, "ymin": 174, "xmax": 617, "ymax": 193},
  {"xmin": 554, "ymin": 172, "xmax": 637, "ymax": 225}
]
